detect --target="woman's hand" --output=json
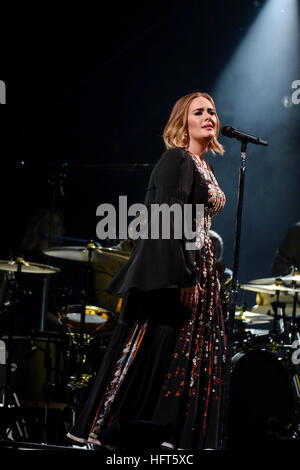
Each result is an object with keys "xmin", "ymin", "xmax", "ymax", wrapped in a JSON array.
[{"xmin": 180, "ymin": 283, "xmax": 202, "ymax": 310}]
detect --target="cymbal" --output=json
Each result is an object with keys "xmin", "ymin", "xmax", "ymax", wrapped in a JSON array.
[
  {"xmin": 95, "ymin": 247, "xmax": 130, "ymax": 263},
  {"xmin": 280, "ymin": 274, "xmax": 300, "ymax": 283},
  {"xmin": 0, "ymin": 258, "xmax": 61, "ymax": 274},
  {"xmin": 256, "ymin": 291, "xmax": 294, "ymax": 306},
  {"xmin": 251, "ymin": 304, "xmax": 300, "ymax": 318},
  {"xmin": 235, "ymin": 310, "xmax": 270, "ymax": 322},
  {"xmin": 43, "ymin": 245, "xmax": 130, "ymax": 264},
  {"xmin": 249, "ymin": 274, "xmax": 300, "ymax": 286},
  {"xmin": 240, "ymin": 283, "xmax": 300, "ymax": 295}
]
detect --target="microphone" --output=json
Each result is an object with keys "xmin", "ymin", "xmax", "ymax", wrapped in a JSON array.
[{"xmin": 221, "ymin": 126, "xmax": 268, "ymax": 146}]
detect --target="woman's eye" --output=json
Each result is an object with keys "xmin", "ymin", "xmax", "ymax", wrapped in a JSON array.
[{"xmin": 194, "ymin": 110, "xmax": 215, "ymax": 116}]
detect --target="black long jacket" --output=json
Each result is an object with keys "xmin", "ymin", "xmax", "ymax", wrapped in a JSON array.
[{"xmin": 108, "ymin": 147, "xmax": 214, "ymax": 294}]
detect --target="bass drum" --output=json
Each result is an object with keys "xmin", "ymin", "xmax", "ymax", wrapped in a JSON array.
[
  {"xmin": 228, "ymin": 349, "xmax": 297, "ymax": 449},
  {"xmin": 0, "ymin": 333, "xmax": 68, "ymax": 405}
]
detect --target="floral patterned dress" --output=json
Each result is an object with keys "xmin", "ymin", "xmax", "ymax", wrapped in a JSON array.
[{"xmin": 151, "ymin": 150, "xmax": 227, "ymax": 449}]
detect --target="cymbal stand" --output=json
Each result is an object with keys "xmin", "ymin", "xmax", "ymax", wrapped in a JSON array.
[
  {"xmin": 41, "ymin": 337, "xmax": 54, "ymax": 443},
  {"xmin": 271, "ymin": 294, "xmax": 288, "ymax": 339},
  {"xmin": 0, "ymin": 261, "xmax": 28, "ymax": 440},
  {"xmin": 41, "ymin": 163, "xmax": 68, "ymax": 332},
  {"xmin": 271, "ymin": 291, "xmax": 280, "ymax": 335},
  {"xmin": 288, "ymin": 272, "xmax": 299, "ymax": 344},
  {"xmin": 76, "ymin": 241, "xmax": 95, "ymax": 383}
]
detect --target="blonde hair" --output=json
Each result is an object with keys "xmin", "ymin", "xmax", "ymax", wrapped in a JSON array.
[{"xmin": 163, "ymin": 92, "xmax": 225, "ymax": 155}]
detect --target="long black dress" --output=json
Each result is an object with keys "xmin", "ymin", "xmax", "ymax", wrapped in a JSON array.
[{"xmin": 67, "ymin": 147, "xmax": 227, "ymax": 450}]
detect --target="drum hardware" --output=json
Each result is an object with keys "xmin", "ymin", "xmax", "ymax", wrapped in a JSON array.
[
  {"xmin": 43, "ymin": 244, "xmax": 130, "ymax": 264},
  {"xmin": 256, "ymin": 294, "xmax": 299, "ymax": 344},
  {"xmin": 229, "ymin": 272, "xmax": 300, "ymax": 446},
  {"xmin": 44, "ymin": 241, "xmax": 120, "ymax": 373},
  {"xmin": 0, "ymin": 257, "xmax": 61, "ymax": 440},
  {"xmin": 271, "ymin": 297, "xmax": 288, "ymax": 337},
  {"xmin": 233, "ymin": 330, "xmax": 280, "ymax": 355},
  {"xmin": 0, "ymin": 260, "xmax": 27, "ymax": 440},
  {"xmin": 63, "ymin": 333, "xmax": 98, "ymax": 419},
  {"xmin": 255, "ymin": 292, "xmax": 297, "ymax": 311},
  {"xmin": 44, "ymin": 241, "xmax": 97, "ymax": 387},
  {"xmin": 288, "ymin": 274, "xmax": 299, "ymax": 344},
  {"xmin": 225, "ymin": 264, "xmax": 300, "ymax": 446},
  {"xmin": 77, "ymin": 242, "xmax": 97, "ymax": 387},
  {"xmin": 248, "ymin": 269, "xmax": 300, "ymax": 287},
  {"xmin": 248, "ymin": 269, "xmax": 300, "ymax": 342},
  {"xmin": 241, "ymin": 282, "xmax": 300, "ymax": 345},
  {"xmin": 228, "ymin": 348, "xmax": 299, "ymax": 448},
  {"xmin": 0, "ymin": 258, "xmax": 61, "ymax": 275},
  {"xmin": 240, "ymin": 283, "xmax": 300, "ymax": 295},
  {"xmin": 58, "ymin": 304, "xmax": 111, "ymax": 334},
  {"xmin": 35, "ymin": 333, "xmax": 64, "ymax": 443},
  {"xmin": 232, "ymin": 304, "xmax": 275, "ymax": 351},
  {"xmin": 42, "ymin": 241, "xmax": 125, "ymax": 416},
  {"xmin": 0, "ymin": 331, "xmax": 73, "ymax": 444}
]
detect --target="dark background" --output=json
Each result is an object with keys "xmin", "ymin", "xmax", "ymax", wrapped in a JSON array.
[{"xmin": 0, "ymin": 0, "xmax": 299, "ymax": 322}]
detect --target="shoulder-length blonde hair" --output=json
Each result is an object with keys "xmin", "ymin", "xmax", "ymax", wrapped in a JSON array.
[{"xmin": 163, "ymin": 92, "xmax": 225, "ymax": 155}]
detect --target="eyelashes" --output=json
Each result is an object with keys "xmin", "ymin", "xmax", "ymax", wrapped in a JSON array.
[{"xmin": 194, "ymin": 110, "xmax": 216, "ymax": 116}]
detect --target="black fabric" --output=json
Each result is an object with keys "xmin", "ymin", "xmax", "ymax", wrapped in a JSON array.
[
  {"xmin": 108, "ymin": 148, "xmax": 210, "ymax": 294},
  {"xmin": 68, "ymin": 319, "xmax": 131, "ymax": 441},
  {"xmin": 68, "ymin": 287, "xmax": 184, "ymax": 442}
]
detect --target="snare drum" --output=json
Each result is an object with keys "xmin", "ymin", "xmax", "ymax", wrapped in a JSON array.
[{"xmin": 59, "ymin": 304, "xmax": 111, "ymax": 333}]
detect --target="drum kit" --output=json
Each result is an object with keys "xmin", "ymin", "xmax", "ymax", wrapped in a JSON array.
[
  {"xmin": 228, "ymin": 269, "xmax": 300, "ymax": 447},
  {"xmin": 1, "ymin": 243, "xmax": 300, "ymax": 445},
  {"xmin": 234, "ymin": 270, "xmax": 300, "ymax": 346},
  {"xmin": 0, "ymin": 242, "xmax": 129, "ymax": 442}
]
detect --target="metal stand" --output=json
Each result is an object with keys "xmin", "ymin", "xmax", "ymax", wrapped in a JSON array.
[
  {"xmin": 271, "ymin": 299, "xmax": 288, "ymax": 341},
  {"xmin": 76, "ymin": 241, "xmax": 95, "ymax": 383},
  {"xmin": 291, "ymin": 290, "xmax": 299, "ymax": 343},
  {"xmin": 0, "ymin": 262, "xmax": 28, "ymax": 440},
  {"xmin": 287, "ymin": 271, "xmax": 299, "ymax": 343},
  {"xmin": 220, "ymin": 127, "xmax": 268, "ymax": 448},
  {"xmin": 220, "ymin": 140, "xmax": 251, "ymax": 449},
  {"xmin": 40, "ymin": 163, "xmax": 68, "ymax": 332}
]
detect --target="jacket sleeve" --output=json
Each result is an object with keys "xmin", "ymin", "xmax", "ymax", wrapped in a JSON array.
[
  {"xmin": 148, "ymin": 148, "xmax": 199, "ymax": 287},
  {"xmin": 148, "ymin": 147, "xmax": 194, "ymax": 206},
  {"xmin": 107, "ymin": 148, "xmax": 199, "ymax": 295}
]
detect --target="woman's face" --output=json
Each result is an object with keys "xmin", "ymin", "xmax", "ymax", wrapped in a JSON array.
[{"xmin": 187, "ymin": 96, "xmax": 217, "ymax": 144}]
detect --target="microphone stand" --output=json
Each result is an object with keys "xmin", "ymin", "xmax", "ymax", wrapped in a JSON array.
[
  {"xmin": 220, "ymin": 139, "xmax": 248, "ymax": 449},
  {"xmin": 219, "ymin": 128, "xmax": 267, "ymax": 448}
]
